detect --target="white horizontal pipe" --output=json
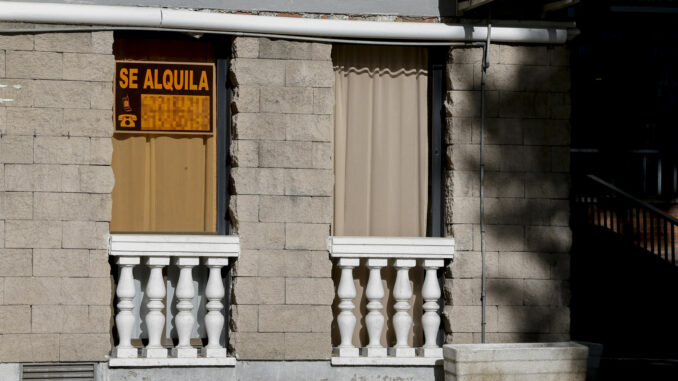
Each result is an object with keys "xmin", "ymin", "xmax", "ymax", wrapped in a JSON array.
[
  {"xmin": 0, "ymin": 1, "xmax": 568, "ymax": 44},
  {"xmin": 0, "ymin": 2, "xmax": 161, "ymax": 26}
]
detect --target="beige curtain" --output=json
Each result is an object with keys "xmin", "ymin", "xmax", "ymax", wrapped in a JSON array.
[
  {"xmin": 333, "ymin": 45, "xmax": 429, "ymax": 348},
  {"xmin": 111, "ymin": 134, "xmax": 216, "ymax": 233},
  {"xmin": 333, "ymin": 44, "xmax": 429, "ymax": 237}
]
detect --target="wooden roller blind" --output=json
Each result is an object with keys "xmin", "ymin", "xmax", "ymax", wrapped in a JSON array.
[{"xmin": 111, "ymin": 134, "xmax": 217, "ymax": 233}]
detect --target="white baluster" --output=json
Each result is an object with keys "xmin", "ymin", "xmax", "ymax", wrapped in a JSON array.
[
  {"xmin": 113, "ymin": 256, "xmax": 140, "ymax": 358},
  {"xmin": 392, "ymin": 259, "xmax": 416, "ymax": 357},
  {"xmin": 142, "ymin": 256, "xmax": 169, "ymax": 358},
  {"xmin": 202, "ymin": 257, "xmax": 228, "ymax": 358},
  {"xmin": 336, "ymin": 258, "xmax": 359, "ymax": 357},
  {"xmin": 364, "ymin": 258, "xmax": 387, "ymax": 357},
  {"xmin": 421, "ymin": 259, "xmax": 444, "ymax": 358},
  {"xmin": 172, "ymin": 257, "xmax": 199, "ymax": 358}
]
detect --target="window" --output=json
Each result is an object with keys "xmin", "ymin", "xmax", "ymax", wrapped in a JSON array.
[
  {"xmin": 109, "ymin": 34, "xmax": 234, "ymax": 358},
  {"xmin": 111, "ymin": 33, "xmax": 229, "ymax": 234},
  {"xmin": 332, "ymin": 45, "xmax": 445, "ymax": 238},
  {"xmin": 330, "ymin": 45, "xmax": 447, "ymax": 351}
]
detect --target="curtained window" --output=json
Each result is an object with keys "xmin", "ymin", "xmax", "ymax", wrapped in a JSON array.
[
  {"xmin": 334, "ymin": 44, "xmax": 429, "ymax": 237},
  {"xmin": 333, "ymin": 44, "xmax": 433, "ymax": 348}
]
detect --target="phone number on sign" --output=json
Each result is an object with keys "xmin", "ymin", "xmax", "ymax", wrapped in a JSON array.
[{"xmin": 140, "ymin": 94, "xmax": 211, "ymax": 132}]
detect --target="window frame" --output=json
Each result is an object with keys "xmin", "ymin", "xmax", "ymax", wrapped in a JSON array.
[
  {"xmin": 111, "ymin": 32, "xmax": 231, "ymax": 235},
  {"xmin": 428, "ymin": 47, "xmax": 447, "ymax": 238},
  {"xmin": 215, "ymin": 45, "xmax": 231, "ymax": 235}
]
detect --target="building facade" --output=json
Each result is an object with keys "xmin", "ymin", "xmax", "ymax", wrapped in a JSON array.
[{"xmin": 1, "ymin": 0, "xmax": 573, "ymax": 379}]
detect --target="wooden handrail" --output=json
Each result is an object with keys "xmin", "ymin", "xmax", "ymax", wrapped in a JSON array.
[{"xmin": 574, "ymin": 175, "xmax": 678, "ymax": 265}]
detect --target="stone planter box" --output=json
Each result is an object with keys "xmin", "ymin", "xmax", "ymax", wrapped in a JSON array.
[{"xmin": 443, "ymin": 342, "xmax": 588, "ymax": 381}]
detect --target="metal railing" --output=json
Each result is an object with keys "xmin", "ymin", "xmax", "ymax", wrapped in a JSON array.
[
  {"xmin": 573, "ymin": 175, "xmax": 678, "ymax": 265},
  {"xmin": 571, "ymin": 148, "xmax": 678, "ymax": 201}
]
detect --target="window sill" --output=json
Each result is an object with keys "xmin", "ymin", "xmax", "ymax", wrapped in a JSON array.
[
  {"xmin": 108, "ymin": 356, "xmax": 236, "ymax": 367},
  {"xmin": 110, "ymin": 233, "xmax": 240, "ymax": 258},
  {"xmin": 327, "ymin": 235, "xmax": 455, "ymax": 260},
  {"xmin": 330, "ymin": 355, "xmax": 442, "ymax": 367}
]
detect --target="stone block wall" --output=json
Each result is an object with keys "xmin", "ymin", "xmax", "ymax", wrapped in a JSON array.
[
  {"xmin": 0, "ymin": 25, "xmax": 114, "ymax": 362},
  {"xmin": 228, "ymin": 37, "xmax": 335, "ymax": 360},
  {"xmin": 1, "ymin": 27, "xmax": 573, "ymax": 362},
  {"xmin": 443, "ymin": 45, "xmax": 572, "ymax": 343}
]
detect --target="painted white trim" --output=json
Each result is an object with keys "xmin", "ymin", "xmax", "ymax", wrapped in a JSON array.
[
  {"xmin": 108, "ymin": 357, "xmax": 237, "ymax": 367},
  {"xmin": 110, "ymin": 234, "xmax": 240, "ymax": 258},
  {"xmin": 0, "ymin": 1, "xmax": 568, "ymax": 44},
  {"xmin": 327, "ymin": 236, "xmax": 454, "ymax": 259},
  {"xmin": 0, "ymin": 364, "xmax": 20, "ymax": 381},
  {"xmin": 331, "ymin": 356, "xmax": 442, "ymax": 366}
]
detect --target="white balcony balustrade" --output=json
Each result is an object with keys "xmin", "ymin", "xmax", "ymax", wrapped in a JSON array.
[
  {"xmin": 108, "ymin": 234, "xmax": 239, "ymax": 367},
  {"xmin": 327, "ymin": 236, "xmax": 454, "ymax": 366}
]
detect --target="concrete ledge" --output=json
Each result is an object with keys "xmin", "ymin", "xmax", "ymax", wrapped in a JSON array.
[
  {"xmin": 100, "ymin": 360, "xmax": 442, "ymax": 380},
  {"xmin": 328, "ymin": 236, "xmax": 454, "ymax": 259},
  {"xmin": 108, "ymin": 357, "xmax": 236, "ymax": 367},
  {"xmin": 110, "ymin": 234, "xmax": 241, "ymax": 258},
  {"xmin": 0, "ymin": 364, "xmax": 20, "ymax": 381},
  {"xmin": 331, "ymin": 356, "xmax": 442, "ymax": 366},
  {"xmin": 443, "ymin": 342, "xmax": 588, "ymax": 380}
]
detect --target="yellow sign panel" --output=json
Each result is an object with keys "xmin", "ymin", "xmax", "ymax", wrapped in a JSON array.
[
  {"xmin": 115, "ymin": 61, "xmax": 215, "ymax": 134},
  {"xmin": 141, "ymin": 94, "xmax": 211, "ymax": 132}
]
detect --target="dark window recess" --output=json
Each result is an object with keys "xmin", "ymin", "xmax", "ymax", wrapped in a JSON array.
[
  {"xmin": 428, "ymin": 47, "xmax": 447, "ymax": 238},
  {"xmin": 571, "ymin": 4, "xmax": 678, "ymax": 204}
]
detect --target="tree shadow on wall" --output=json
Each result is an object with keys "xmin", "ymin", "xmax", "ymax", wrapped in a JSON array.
[
  {"xmin": 329, "ymin": 45, "xmax": 573, "ymax": 350},
  {"xmin": 443, "ymin": 44, "xmax": 573, "ymax": 344}
]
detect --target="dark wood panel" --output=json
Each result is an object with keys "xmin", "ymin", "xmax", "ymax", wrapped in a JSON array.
[{"xmin": 114, "ymin": 31, "xmax": 216, "ymax": 62}]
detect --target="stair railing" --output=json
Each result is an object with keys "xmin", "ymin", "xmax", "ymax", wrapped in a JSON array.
[{"xmin": 573, "ymin": 175, "xmax": 678, "ymax": 265}]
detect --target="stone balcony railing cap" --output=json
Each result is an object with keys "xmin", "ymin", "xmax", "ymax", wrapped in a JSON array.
[
  {"xmin": 110, "ymin": 234, "xmax": 240, "ymax": 258},
  {"xmin": 443, "ymin": 342, "xmax": 589, "ymax": 362},
  {"xmin": 327, "ymin": 236, "xmax": 454, "ymax": 259}
]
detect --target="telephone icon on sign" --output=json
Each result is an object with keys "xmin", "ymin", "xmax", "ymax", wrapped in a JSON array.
[
  {"xmin": 118, "ymin": 114, "xmax": 137, "ymax": 128},
  {"xmin": 122, "ymin": 95, "xmax": 133, "ymax": 112}
]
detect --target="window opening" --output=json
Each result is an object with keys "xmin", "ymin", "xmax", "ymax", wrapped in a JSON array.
[{"xmin": 111, "ymin": 33, "xmax": 229, "ymax": 234}]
